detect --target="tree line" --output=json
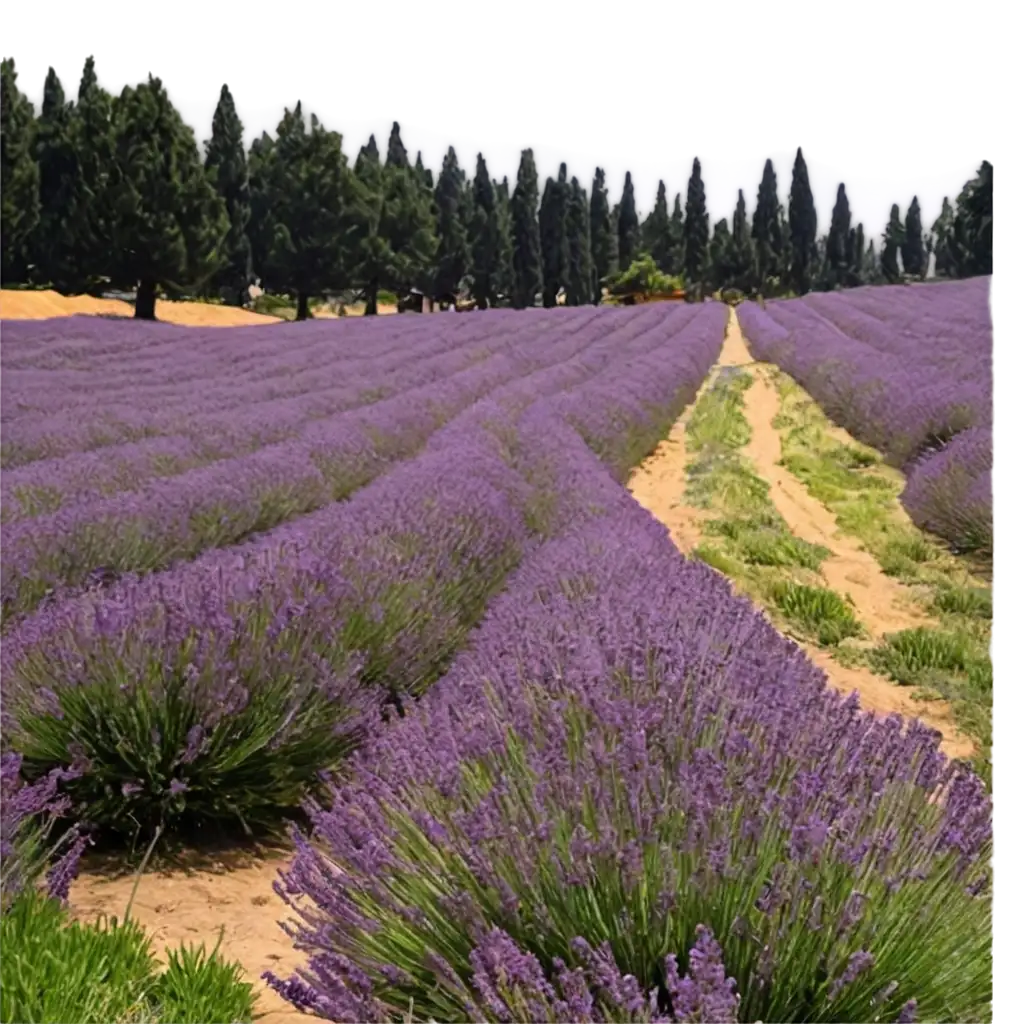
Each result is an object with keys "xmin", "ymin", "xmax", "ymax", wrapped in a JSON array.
[{"xmin": 1, "ymin": 57, "xmax": 993, "ymax": 319}]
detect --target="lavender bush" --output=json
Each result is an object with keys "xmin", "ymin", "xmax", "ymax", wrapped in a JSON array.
[
  {"xmin": 736, "ymin": 279, "xmax": 992, "ymax": 556},
  {"xmin": 268, "ymin": 416, "xmax": 990, "ymax": 1022}
]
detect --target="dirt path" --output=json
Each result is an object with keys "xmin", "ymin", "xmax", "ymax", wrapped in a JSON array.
[
  {"xmin": 70, "ymin": 853, "xmax": 312, "ymax": 1023},
  {"xmin": 629, "ymin": 309, "xmax": 972, "ymax": 759}
]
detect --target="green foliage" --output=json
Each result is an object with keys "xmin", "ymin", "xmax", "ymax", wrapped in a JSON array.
[
  {"xmin": 881, "ymin": 204, "xmax": 904, "ymax": 282},
  {"xmin": 589, "ymin": 168, "xmax": 614, "ymax": 304},
  {"xmin": 642, "ymin": 180, "xmax": 673, "ymax": 274},
  {"xmin": 686, "ymin": 370, "xmax": 753, "ymax": 453},
  {"xmin": 752, "ymin": 159, "xmax": 784, "ymax": 294},
  {"xmin": 768, "ymin": 581, "xmax": 861, "ymax": 645},
  {"xmin": 948, "ymin": 161, "xmax": 993, "ymax": 279},
  {"xmin": 564, "ymin": 177, "xmax": 593, "ymax": 307},
  {"xmin": 493, "ymin": 177, "xmax": 515, "ymax": 303},
  {"xmin": 871, "ymin": 626, "xmax": 979, "ymax": 681},
  {"xmin": 933, "ymin": 585, "xmax": 992, "ymax": 620},
  {"xmin": 510, "ymin": 149, "xmax": 542, "ymax": 309},
  {"xmin": 204, "ymin": 84, "xmax": 252, "ymax": 299},
  {"xmin": 469, "ymin": 154, "xmax": 499, "ymax": 309},
  {"xmin": 616, "ymin": 170, "xmax": 639, "ymax": 272},
  {"xmin": 539, "ymin": 165, "xmax": 569, "ymax": 308},
  {"xmin": 901, "ymin": 195, "xmax": 926, "ymax": 277},
  {"xmin": 708, "ymin": 218, "xmax": 731, "ymax": 292},
  {"xmin": 0, "ymin": 890, "xmax": 255, "ymax": 1024},
  {"xmin": 384, "ymin": 120, "xmax": 408, "ymax": 170},
  {"xmin": 707, "ymin": 516, "xmax": 831, "ymax": 571},
  {"xmin": 433, "ymin": 147, "xmax": 469, "ymax": 297},
  {"xmin": 1, "ymin": 58, "xmax": 41, "ymax": 284},
  {"xmin": 605, "ymin": 252, "xmax": 683, "ymax": 300},
  {"xmin": 822, "ymin": 184, "xmax": 854, "ymax": 290},
  {"xmin": 682, "ymin": 157, "xmax": 710, "ymax": 297},
  {"xmin": 787, "ymin": 147, "xmax": 817, "ymax": 295}
]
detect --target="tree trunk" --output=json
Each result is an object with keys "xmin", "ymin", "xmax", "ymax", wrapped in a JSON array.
[
  {"xmin": 135, "ymin": 279, "xmax": 157, "ymax": 320},
  {"xmin": 364, "ymin": 280, "xmax": 378, "ymax": 316},
  {"xmin": 296, "ymin": 292, "xmax": 310, "ymax": 321}
]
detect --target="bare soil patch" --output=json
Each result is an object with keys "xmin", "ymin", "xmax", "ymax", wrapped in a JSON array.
[{"xmin": 629, "ymin": 309, "xmax": 973, "ymax": 760}]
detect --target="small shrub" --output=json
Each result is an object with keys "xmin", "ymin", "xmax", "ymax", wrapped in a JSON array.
[
  {"xmin": 871, "ymin": 627, "xmax": 979, "ymax": 683},
  {"xmin": 933, "ymin": 585, "xmax": 993, "ymax": 620},
  {"xmin": 768, "ymin": 581, "xmax": 861, "ymax": 645}
]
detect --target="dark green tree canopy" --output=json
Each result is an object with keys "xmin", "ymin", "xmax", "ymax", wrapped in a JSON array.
[
  {"xmin": 644, "ymin": 180, "xmax": 673, "ymax": 274},
  {"xmin": 589, "ymin": 167, "xmax": 614, "ymax": 304},
  {"xmin": 787, "ymin": 147, "xmax": 817, "ymax": 294},
  {"xmin": 881, "ymin": 203, "xmax": 904, "ymax": 282},
  {"xmin": 510, "ymin": 148, "xmax": 542, "ymax": 309},
  {"xmin": 617, "ymin": 171, "xmax": 639, "ymax": 273},
  {"xmin": 727, "ymin": 189, "xmax": 756, "ymax": 293},
  {"xmin": 469, "ymin": 153, "xmax": 499, "ymax": 309},
  {"xmin": 493, "ymin": 176, "xmax": 515, "ymax": 304},
  {"xmin": 565, "ymin": 176, "xmax": 592, "ymax": 307},
  {"xmin": 385, "ymin": 121, "xmax": 408, "ymax": 169},
  {"xmin": 668, "ymin": 193, "xmax": 685, "ymax": 277},
  {"xmin": 683, "ymin": 157, "xmax": 709, "ymax": 295},
  {"xmin": 539, "ymin": 164, "xmax": 570, "ymax": 308},
  {"xmin": 751, "ymin": 158, "xmax": 784, "ymax": 292},
  {"xmin": 824, "ymin": 183, "xmax": 853, "ymax": 289},
  {"xmin": 1, "ymin": 58, "xmax": 41, "ymax": 284},
  {"xmin": 433, "ymin": 146, "xmax": 469, "ymax": 298},
  {"xmin": 901, "ymin": 195, "xmax": 926, "ymax": 277}
]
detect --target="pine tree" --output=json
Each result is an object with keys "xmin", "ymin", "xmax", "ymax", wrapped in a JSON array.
[
  {"xmin": 729, "ymin": 190, "xmax": 755, "ymax": 293},
  {"xmin": 204, "ymin": 84, "xmax": 252, "ymax": 302},
  {"xmin": 510, "ymin": 148, "xmax": 542, "ymax": 308},
  {"xmin": 433, "ymin": 146, "xmax": 469, "ymax": 299},
  {"xmin": 494, "ymin": 176, "xmax": 515, "ymax": 304},
  {"xmin": 32, "ymin": 67, "xmax": 80, "ymax": 291},
  {"xmin": 880, "ymin": 204, "xmax": 905, "ymax": 283},
  {"xmin": 682, "ymin": 157, "xmax": 709, "ymax": 298},
  {"xmin": 752, "ymin": 159, "xmax": 783, "ymax": 294},
  {"xmin": 469, "ymin": 153, "xmax": 499, "ymax": 309},
  {"xmin": 107, "ymin": 76, "xmax": 229, "ymax": 319},
  {"xmin": 824, "ymin": 183, "xmax": 852, "ymax": 289},
  {"xmin": 589, "ymin": 168, "xmax": 614, "ymax": 304},
  {"xmin": 1, "ymin": 59, "xmax": 40, "ymax": 285},
  {"xmin": 644, "ymin": 180, "xmax": 673, "ymax": 273},
  {"xmin": 260, "ymin": 104, "xmax": 360, "ymax": 319},
  {"xmin": 788, "ymin": 147, "xmax": 817, "ymax": 295},
  {"xmin": 539, "ymin": 164, "xmax": 569, "ymax": 308},
  {"xmin": 668, "ymin": 193, "xmax": 685, "ymax": 277},
  {"xmin": 565, "ymin": 177, "xmax": 592, "ymax": 307},
  {"xmin": 617, "ymin": 171, "xmax": 639, "ymax": 272},
  {"xmin": 901, "ymin": 195, "xmax": 925, "ymax": 277},
  {"xmin": 385, "ymin": 121, "xmax": 408, "ymax": 169}
]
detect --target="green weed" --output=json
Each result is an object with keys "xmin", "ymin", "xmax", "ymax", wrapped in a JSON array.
[{"xmin": 768, "ymin": 581, "xmax": 862, "ymax": 646}]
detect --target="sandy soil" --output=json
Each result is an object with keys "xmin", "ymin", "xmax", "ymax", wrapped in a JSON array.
[
  {"xmin": 70, "ymin": 850, "xmax": 313, "ymax": 1023},
  {"xmin": 629, "ymin": 309, "xmax": 973, "ymax": 760}
]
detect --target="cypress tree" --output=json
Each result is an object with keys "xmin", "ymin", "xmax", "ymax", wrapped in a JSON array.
[
  {"xmin": 1, "ymin": 59, "xmax": 40, "ymax": 285},
  {"xmin": 589, "ymin": 168, "xmax": 614, "ymax": 304},
  {"xmin": 682, "ymin": 157, "xmax": 709, "ymax": 297},
  {"xmin": 69, "ymin": 57, "xmax": 115, "ymax": 294},
  {"xmin": 950, "ymin": 162, "xmax": 992, "ymax": 278},
  {"xmin": 204, "ymin": 84, "xmax": 252, "ymax": 301},
  {"xmin": 510, "ymin": 148, "xmax": 542, "ymax": 308},
  {"xmin": 902, "ymin": 196, "xmax": 925, "ymax": 277},
  {"xmin": 708, "ymin": 219, "xmax": 731, "ymax": 293},
  {"xmin": 414, "ymin": 151, "xmax": 433, "ymax": 190},
  {"xmin": 385, "ymin": 121, "xmax": 408, "ymax": 169},
  {"xmin": 880, "ymin": 204, "xmax": 904, "ymax": 282},
  {"xmin": 433, "ymin": 146, "xmax": 469, "ymax": 299},
  {"xmin": 107, "ymin": 76, "xmax": 228, "ymax": 319},
  {"xmin": 32, "ymin": 67, "xmax": 80, "ymax": 291},
  {"xmin": 729, "ymin": 190, "xmax": 755, "ymax": 293},
  {"xmin": 849, "ymin": 223, "xmax": 865, "ymax": 286},
  {"xmin": 494, "ymin": 176, "xmax": 515, "ymax": 304},
  {"xmin": 565, "ymin": 176, "xmax": 592, "ymax": 307},
  {"xmin": 931, "ymin": 197, "xmax": 957, "ymax": 278},
  {"xmin": 539, "ymin": 164, "xmax": 569, "ymax": 308},
  {"xmin": 788, "ymin": 147, "xmax": 817, "ymax": 294},
  {"xmin": 668, "ymin": 193, "xmax": 685, "ymax": 277},
  {"xmin": 644, "ymin": 180, "xmax": 673, "ymax": 273},
  {"xmin": 247, "ymin": 131, "xmax": 276, "ymax": 288},
  {"xmin": 469, "ymin": 153, "xmax": 499, "ymax": 309},
  {"xmin": 863, "ymin": 239, "xmax": 881, "ymax": 284},
  {"xmin": 617, "ymin": 171, "xmax": 639, "ymax": 271},
  {"xmin": 751, "ymin": 159, "xmax": 783, "ymax": 293},
  {"xmin": 824, "ymin": 183, "xmax": 852, "ymax": 289}
]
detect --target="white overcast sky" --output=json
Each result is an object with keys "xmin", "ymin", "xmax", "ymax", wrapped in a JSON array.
[{"xmin": 167, "ymin": 92, "xmax": 974, "ymax": 243}]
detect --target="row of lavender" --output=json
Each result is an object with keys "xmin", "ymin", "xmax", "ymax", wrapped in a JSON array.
[
  {"xmin": 735, "ymin": 279, "xmax": 993, "ymax": 556},
  {"xmin": 265, "ymin": 397, "xmax": 992, "ymax": 1021},
  {"xmin": 1, "ymin": 305, "xmax": 695, "ymax": 619},
  {"xmin": 0, "ymin": 304, "xmax": 726, "ymax": 842}
]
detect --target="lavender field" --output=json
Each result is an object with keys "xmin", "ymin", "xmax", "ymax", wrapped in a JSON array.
[
  {"xmin": 736, "ymin": 278, "xmax": 993, "ymax": 559},
  {"xmin": 1, "ymin": 302, "xmax": 992, "ymax": 1023}
]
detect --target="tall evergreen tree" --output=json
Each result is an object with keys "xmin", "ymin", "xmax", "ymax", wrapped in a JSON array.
[
  {"xmin": 469, "ymin": 153, "xmax": 499, "ymax": 309},
  {"xmin": 751, "ymin": 159, "xmax": 783, "ymax": 293},
  {"xmin": 644, "ymin": 180, "xmax": 673, "ymax": 273},
  {"xmin": 261, "ymin": 104, "xmax": 360, "ymax": 319},
  {"xmin": 728, "ymin": 190, "xmax": 755, "ymax": 293},
  {"xmin": 32, "ymin": 67, "xmax": 80, "ymax": 291},
  {"xmin": 863, "ymin": 239, "xmax": 882, "ymax": 284},
  {"xmin": 668, "ymin": 193, "xmax": 685, "ymax": 277},
  {"xmin": 1, "ymin": 59, "xmax": 40, "ymax": 285},
  {"xmin": 433, "ymin": 146, "xmax": 469, "ymax": 299},
  {"xmin": 617, "ymin": 171, "xmax": 639, "ymax": 272},
  {"xmin": 413, "ymin": 151, "xmax": 433, "ymax": 190},
  {"xmin": 949, "ymin": 161, "xmax": 992, "ymax": 278},
  {"xmin": 247, "ymin": 131, "xmax": 276, "ymax": 287},
  {"xmin": 385, "ymin": 121, "xmax": 408, "ymax": 169},
  {"xmin": 539, "ymin": 164, "xmax": 569, "ymax": 308},
  {"xmin": 708, "ymin": 218, "xmax": 731, "ymax": 293},
  {"xmin": 787, "ymin": 147, "xmax": 817, "ymax": 294},
  {"xmin": 69, "ymin": 57, "xmax": 116, "ymax": 294},
  {"xmin": 824, "ymin": 183, "xmax": 853, "ymax": 289},
  {"xmin": 204, "ymin": 84, "xmax": 251, "ymax": 301},
  {"xmin": 901, "ymin": 195, "xmax": 926, "ymax": 277},
  {"xmin": 106, "ymin": 76, "xmax": 228, "ymax": 319},
  {"xmin": 880, "ymin": 204, "xmax": 905, "ymax": 282},
  {"xmin": 589, "ymin": 168, "xmax": 614, "ymax": 304},
  {"xmin": 931, "ymin": 197, "xmax": 957, "ymax": 278},
  {"xmin": 494, "ymin": 176, "xmax": 515, "ymax": 303},
  {"xmin": 510, "ymin": 148, "xmax": 542, "ymax": 309},
  {"xmin": 850, "ymin": 223, "xmax": 866, "ymax": 286},
  {"xmin": 565, "ymin": 177, "xmax": 592, "ymax": 307},
  {"xmin": 682, "ymin": 157, "xmax": 709, "ymax": 297}
]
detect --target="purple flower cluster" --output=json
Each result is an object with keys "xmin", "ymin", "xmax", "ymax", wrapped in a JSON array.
[
  {"xmin": 0, "ymin": 751, "xmax": 88, "ymax": 911},
  {"xmin": 736, "ymin": 279, "xmax": 992, "ymax": 555},
  {"xmin": 2, "ymin": 305, "xmax": 725, "ymax": 840},
  {"xmin": 267, "ymin": 354, "xmax": 990, "ymax": 1022}
]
